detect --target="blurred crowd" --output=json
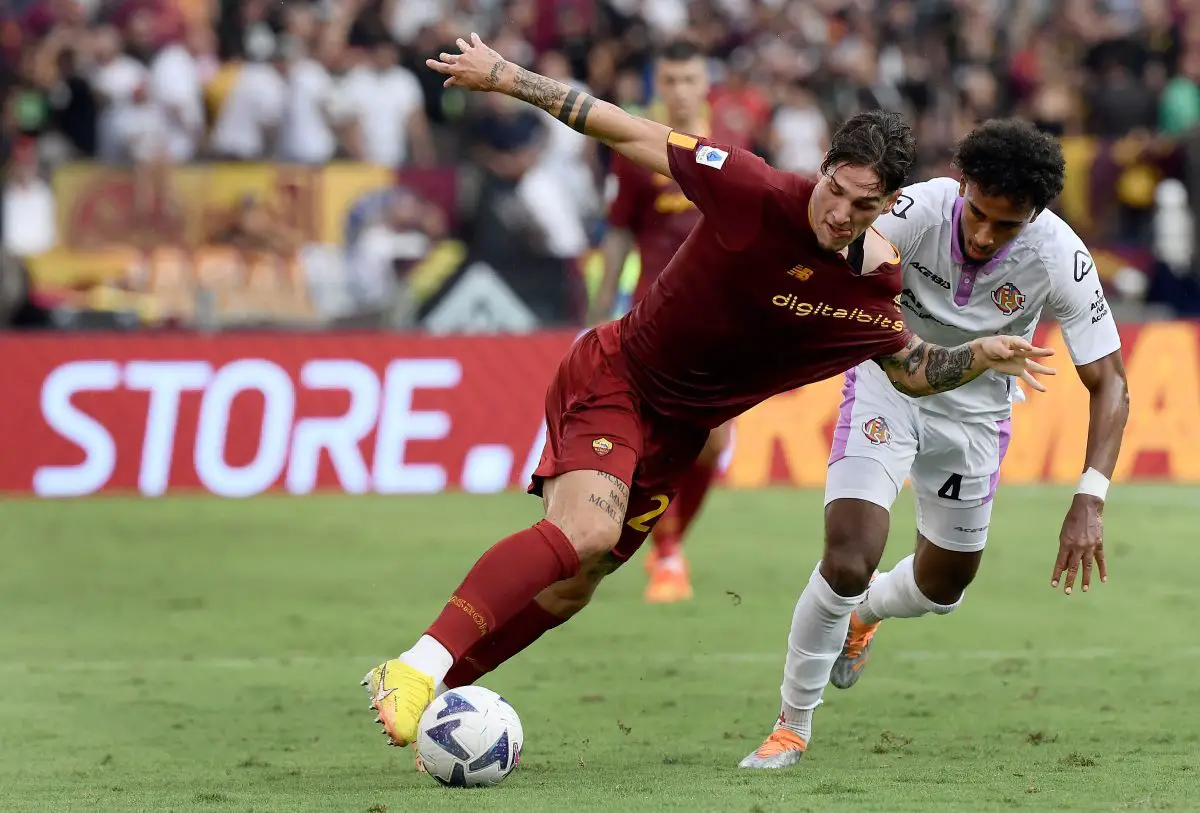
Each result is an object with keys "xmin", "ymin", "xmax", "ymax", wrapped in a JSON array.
[{"xmin": 3, "ymin": 0, "xmax": 1200, "ymax": 328}]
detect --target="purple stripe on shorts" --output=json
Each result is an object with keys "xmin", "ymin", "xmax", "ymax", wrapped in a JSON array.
[
  {"xmin": 986, "ymin": 417, "xmax": 1013, "ymax": 502},
  {"xmin": 828, "ymin": 368, "xmax": 858, "ymax": 465}
]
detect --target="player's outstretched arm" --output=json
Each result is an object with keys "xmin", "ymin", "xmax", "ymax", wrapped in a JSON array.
[
  {"xmin": 1049, "ymin": 350, "xmax": 1129, "ymax": 595},
  {"xmin": 877, "ymin": 335, "xmax": 1056, "ymax": 397},
  {"xmin": 427, "ymin": 33, "xmax": 673, "ymax": 178}
]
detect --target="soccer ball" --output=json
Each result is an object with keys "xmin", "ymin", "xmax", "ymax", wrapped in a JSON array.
[{"xmin": 416, "ymin": 685, "xmax": 523, "ymax": 787}]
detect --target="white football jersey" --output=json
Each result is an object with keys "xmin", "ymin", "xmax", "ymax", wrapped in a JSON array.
[{"xmin": 866, "ymin": 177, "xmax": 1122, "ymax": 422}]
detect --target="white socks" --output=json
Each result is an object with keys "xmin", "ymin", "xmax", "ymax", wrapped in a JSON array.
[
  {"xmin": 855, "ymin": 554, "xmax": 962, "ymax": 625},
  {"xmin": 778, "ymin": 562, "xmax": 866, "ymax": 739},
  {"xmin": 399, "ymin": 635, "xmax": 456, "ymax": 685},
  {"xmin": 658, "ymin": 553, "xmax": 686, "ymax": 573}
]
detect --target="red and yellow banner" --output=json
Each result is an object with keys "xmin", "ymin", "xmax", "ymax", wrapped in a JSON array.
[
  {"xmin": 0, "ymin": 322, "xmax": 1192, "ymax": 497},
  {"xmin": 727, "ymin": 321, "xmax": 1196, "ymax": 487}
]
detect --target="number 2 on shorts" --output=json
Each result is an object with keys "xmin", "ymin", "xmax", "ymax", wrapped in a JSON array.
[{"xmin": 626, "ymin": 494, "xmax": 670, "ymax": 532}]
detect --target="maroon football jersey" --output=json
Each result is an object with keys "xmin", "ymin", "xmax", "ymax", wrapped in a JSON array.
[
  {"xmin": 607, "ymin": 152, "xmax": 702, "ymax": 303},
  {"xmin": 594, "ymin": 132, "xmax": 913, "ymax": 428}
]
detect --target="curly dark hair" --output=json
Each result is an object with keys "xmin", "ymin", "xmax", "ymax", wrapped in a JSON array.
[
  {"xmin": 953, "ymin": 119, "xmax": 1065, "ymax": 211},
  {"xmin": 821, "ymin": 110, "xmax": 916, "ymax": 194}
]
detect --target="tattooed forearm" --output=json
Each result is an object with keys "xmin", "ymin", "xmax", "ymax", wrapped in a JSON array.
[
  {"xmin": 902, "ymin": 339, "xmax": 927, "ymax": 377},
  {"xmin": 508, "ymin": 66, "xmax": 593, "ymax": 133},
  {"xmin": 924, "ymin": 344, "xmax": 975, "ymax": 391},
  {"xmin": 876, "ymin": 338, "xmax": 978, "ymax": 396},
  {"xmin": 486, "ymin": 59, "xmax": 503, "ymax": 88}
]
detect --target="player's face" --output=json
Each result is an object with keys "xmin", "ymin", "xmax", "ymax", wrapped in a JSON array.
[
  {"xmin": 810, "ymin": 164, "xmax": 899, "ymax": 252},
  {"xmin": 957, "ymin": 180, "xmax": 1037, "ymax": 262},
  {"xmin": 655, "ymin": 58, "xmax": 709, "ymax": 125}
]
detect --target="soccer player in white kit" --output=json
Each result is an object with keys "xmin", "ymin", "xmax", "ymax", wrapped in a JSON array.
[{"xmin": 740, "ymin": 119, "xmax": 1131, "ymax": 768}]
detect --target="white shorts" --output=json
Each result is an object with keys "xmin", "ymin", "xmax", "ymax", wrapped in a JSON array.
[{"xmin": 823, "ymin": 364, "xmax": 1013, "ymax": 552}]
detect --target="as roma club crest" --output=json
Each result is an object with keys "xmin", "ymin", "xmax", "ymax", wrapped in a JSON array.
[
  {"xmin": 592, "ymin": 437, "xmax": 614, "ymax": 457},
  {"xmin": 991, "ymin": 282, "xmax": 1025, "ymax": 315},
  {"xmin": 862, "ymin": 417, "xmax": 891, "ymax": 446}
]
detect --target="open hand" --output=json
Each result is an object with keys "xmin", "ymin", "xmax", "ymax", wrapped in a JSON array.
[
  {"xmin": 977, "ymin": 336, "xmax": 1055, "ymax": 392},
  {"xmin": 1051, "ymin": 494, "xmax": 1107, "ymax": 595},
  {"xmin": 425, "ymin": 32, "xmax": 509, "ymax": 92}
]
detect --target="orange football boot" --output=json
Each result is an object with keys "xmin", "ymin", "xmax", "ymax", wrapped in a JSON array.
[
  {"xmin": 738, "ymin": 727, "xmax": 808, "ymax": 769},
  {"xmin": 830, "ymin": 610, "xmax": 881, "ymax": 689},
  {"xmin": 644, "ymin": 558, "xmax": 693, "ymax": 603}
]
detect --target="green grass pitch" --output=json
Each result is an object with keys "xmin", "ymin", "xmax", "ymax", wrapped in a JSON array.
[{"xmin": 1, "ymin": 486, "xmax": 1196, "ymax": 812}]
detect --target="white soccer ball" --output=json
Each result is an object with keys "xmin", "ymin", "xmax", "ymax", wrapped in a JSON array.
[{"xmin": 416, "ymin": 685, "xmax": 524, "ymax": 787}]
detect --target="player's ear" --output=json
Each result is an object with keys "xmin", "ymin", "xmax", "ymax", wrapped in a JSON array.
[
  {"xmin": 884, "ymin": 190, "xmax": 901, "ymax": 211},
  {"xmin": 1029, "ymin": 207, "xmax": 1044, "ymax": 222},
  {"xmin": 958, "ymin": 177, "xmax": 967, "ymax": 198}
]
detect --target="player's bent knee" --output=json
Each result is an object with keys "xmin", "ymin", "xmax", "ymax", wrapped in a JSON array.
[
  {"xmin": 549, "ymin": 514, "xmax": 621, "ymax": 561},
  {"xmin": 821, "ymin": 498, "xmax": 889, "ymax": 594},
  {"xmin": 542, "ymin": 470, "xmax": 630, "ymax": 560},
  {"xmin": 914, "ymin": 532, "xmax": 983, "ymax": 605},
  {"xmin": 821, "ymin": 547, "xmax": 878, "ymax": 596}
]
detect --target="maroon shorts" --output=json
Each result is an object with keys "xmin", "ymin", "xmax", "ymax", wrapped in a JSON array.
[{"xmin": 528, "ymin": 330, "xmax": 709, "ymax": 562}]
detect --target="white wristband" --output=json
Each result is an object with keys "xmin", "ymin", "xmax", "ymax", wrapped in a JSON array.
[{"xmin": 1076, "ymin": 468, "xmax": 1110, "ymax": 501}]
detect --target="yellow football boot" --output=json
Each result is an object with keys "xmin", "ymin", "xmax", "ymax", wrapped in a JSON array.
[{"xmin": 361, "ymin": 659, "xmax": 435, "ymax": 747}]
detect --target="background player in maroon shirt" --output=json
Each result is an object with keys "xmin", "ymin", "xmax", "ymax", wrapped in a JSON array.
[
  {"xmin": 363, "ymin": 33, "xmax": 1056, "ymax": 755},
  {"xmin": 590, "ymin": 40, "xmax": 721, "ymax": 605}
]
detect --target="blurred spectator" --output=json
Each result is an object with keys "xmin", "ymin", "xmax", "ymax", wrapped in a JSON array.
[
  {"xmin": 209, "ymin": 47, "xmax": 286, "ymax": 159},
  {"xmin": 1161, "ymin": 46, "xmax": 1200, "ymax": 136},
  {"xmin": 337, "ymin": 37, "xmax": 434, "ymax": 167},
  {"xmin": 8, "ymin": 0, "xmax": 1200, "ymax": 329},
  {"xmin": 708, "ymin": 51, "xmax": 771, "ymax": 152},
  {"xmin": 769, "ymin": 80, "xmax": 829, "ymax": 176},
  {"xmin": 2, "ymin": 138, "xmax": 56, "ymax": 258},
  {"xmin": 466, "ymin": 92, "xmax": 546, "ymax": 260},
  {"xmin": 347, "ymin": 186, "xmax": 446, "ymax": 325},
  {"xmin": 277, "ymin": 37, "xmax": 339, "ymax": 164},
  {"xmin": 147, "ymin": 23, "xmax": 213, "ymax": 163},
  {"xmin": 90, "ymin": 23, "xmax": 147, "ymax": 161}
]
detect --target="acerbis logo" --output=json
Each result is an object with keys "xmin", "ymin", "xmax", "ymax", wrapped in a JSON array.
[{"xmin": 910, "ymin": 260, "xmax": 951, "ymax": 290}]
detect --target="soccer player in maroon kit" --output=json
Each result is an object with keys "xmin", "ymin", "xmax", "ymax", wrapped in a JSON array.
[
  {"xmin": 589, "ymin": 40, "xmax": 721, "ymax": 604},
  {"xmin": 364, "ymin": 33, "xmax": 1056, "ymax": 752}
]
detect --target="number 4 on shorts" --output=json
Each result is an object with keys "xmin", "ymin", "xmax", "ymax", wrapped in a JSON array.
[{"xmin": 938, "ymin": 473, "xmax": 963, "ymax": 501}]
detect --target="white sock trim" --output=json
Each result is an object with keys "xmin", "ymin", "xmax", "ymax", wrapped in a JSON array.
[
  {"xmin": 857, "ymin": 554, "xmax": 964, "ymax": 624},
  {"xmin": 399, "ymin": 635, "xmax": 455, "ymax": 686},
  {"xmin": 810, "ymin": 561, "xmax": 869, "ymax": 610}
]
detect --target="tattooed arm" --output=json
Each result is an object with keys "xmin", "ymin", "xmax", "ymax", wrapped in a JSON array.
[
  {"xmin": 876, "ymin": 334, "xmax": 1057, "ymax": 397},
  {"xmin": 427, "ymin": 33, "xmax": 673, "ymax": 178}
]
